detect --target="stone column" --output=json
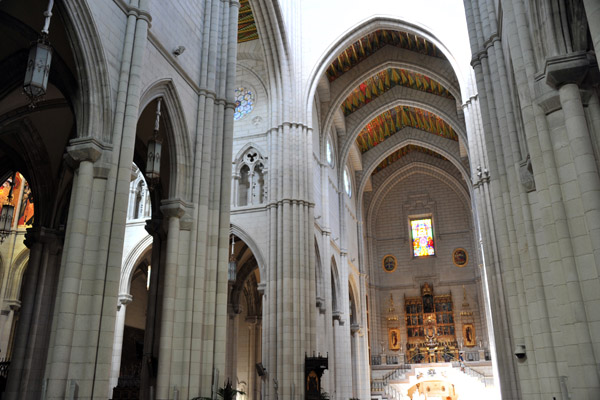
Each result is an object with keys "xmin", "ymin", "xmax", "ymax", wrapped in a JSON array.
[
  {"xmin": 44, "ymin": 139, "xmax": 102, "ymax": 400},
  {"xmin": 140, "ymin": 217, "xmax": 162, "ymax": 399},
  {"xmin": 108, "ymin": 293, "xmax": 133, "ymax": 394},
  {"xmin": 583, "ymin": 0, "xmax": 600, "ymax": 56},
  {"xmin": 0, "ymin": 300, "xmax": 18, "ymax": 357},
  {"xmin": 232, "ymin": 174, "xmax": 240, "ymax": 207},
  {"xmin": 225, "ymin": 307, "xmax": 240, "ymax": 382},
  {"xmin": 5, "ymin": 226, "xmax": 60, "ymax": 400},
  {"xmin": 156, "ymin": 202, "xmax": 184, "ymax": 400}
]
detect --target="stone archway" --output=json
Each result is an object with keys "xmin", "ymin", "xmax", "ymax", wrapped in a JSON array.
[{"xmin": 225, "ymin": 233, "xmax": 263, "ymax": 400}]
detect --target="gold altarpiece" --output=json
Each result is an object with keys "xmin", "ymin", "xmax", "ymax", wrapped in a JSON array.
[{"xmin": 404, "ymin": 283, "xmax": 458, "ymax": 363}]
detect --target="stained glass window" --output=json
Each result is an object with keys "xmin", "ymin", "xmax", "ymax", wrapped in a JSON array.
[
  {"xmin": 234, "ymin": 87, "xmax": 255, "ymax": 120},
  {"xmin": 343, "ymin": 169, "xmax": 352, "ymax": 197},
  {"xmin": 0, "ymin": 172, "xmax": 34, "ymax": 228},
  {"xmin": 411, "ymin": 218, "xmax": 434, "ymax": 257},
  {"xmin": 326, "ymin": 138, "xmax": 333, "ymax": 167}
]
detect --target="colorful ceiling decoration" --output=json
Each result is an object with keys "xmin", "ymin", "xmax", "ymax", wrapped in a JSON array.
[
  {"xmin": 341, "ymin": 68, "xmax": 454, "ymax": 116},
  {"xmin": 372, "ymin": 145, "xmax": 448, "ymax": 175},
  {"xmin": 238, "ymin": 0, "xmax": 258, "ymax": 43},
  {"xmin": 326, "ymin": 30, "xmax": 445, "ymax": 82},
  {"xmin": 355, "ymin": 105, "xmax": 458, "ymax": 153}
]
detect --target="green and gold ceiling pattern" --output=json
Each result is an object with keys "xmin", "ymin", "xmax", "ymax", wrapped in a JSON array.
[
  {"xmin": 355, "ymin": 105, "xmax": 458, "ymax": 153},
  {"xmin": 341, "ymin": 68, "xmax": 454, "ymax": 116},
  {"xmin": 372, "ymin": 145, "xmax": 448, "ymax": 175},
  {"xmin": 326, "ymin": 29, "xmax": 445, "ymax": 82},
  {"xmin": 238, "ymin": 0, "xmax": 258, "ymax": 43}
]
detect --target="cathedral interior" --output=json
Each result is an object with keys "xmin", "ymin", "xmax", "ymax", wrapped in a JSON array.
[{"xmin": 0, "ymin": 0, "xmax": 599, "ymax": 399}]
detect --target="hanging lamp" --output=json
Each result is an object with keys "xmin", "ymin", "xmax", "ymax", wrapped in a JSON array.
[
  {"xmin": 23, "ymin": 0, "xmax": 54, "ymax": 107},
  {"xmin": 228, "ymin": 234, "xmax": 237, "ymax": 282},
  {"xmin": 146, "ymin": 98, "xmax": 163, "ymax": 183}
]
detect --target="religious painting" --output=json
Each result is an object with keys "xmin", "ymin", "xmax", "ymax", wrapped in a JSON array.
[
  {"xmin": 463, "ymin": 323, "xmax": 476, "ymax": 347},
  {"xmin": 411, "ymin": 218, "xmax": 435, "ymax": 257},
  {"xmin": 388, "ymin": 328, "xmax": 401, "ymax": 351},
  {"xmin": 382, "ymin": 254, "xmax": 397, "ymax": 273},
  {"xmin": 452, "ymin": 248, "xmax": 468, "ymax": 267}
]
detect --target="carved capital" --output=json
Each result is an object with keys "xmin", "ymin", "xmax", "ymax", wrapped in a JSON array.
[
  {"xmin": 160, "ymin": 198, "xmax": 188, "ymax": 219},
  {"xmin": 118, "ymin": 293, "xmax": 133, "ymax": 306},
  {"xmin": 543, "ymin": 51, "xmax": 599, "ymax": 90},
  {"xmin": 316, "ymin": 296, "xmax": 326, "ymax": 314},
  {"xmin": 65, "ymin": 137, "xmax": 107, "ymax": 166},
  {"xmin": 519, "ymin": 156, "xmax": 536, "ymax": 192},
  {"xmin": 24, "ymin": 226, "xmax": 60, "ymax": 248},
  {"xmin": 257, "ymin": 282, "xmax": 267, "ymax": 296}
]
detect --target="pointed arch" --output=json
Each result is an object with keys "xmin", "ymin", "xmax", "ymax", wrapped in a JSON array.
[
  {"xmin": 58, "ymin": 0, "xmax": 113, "ymax": 141},
  {"xmin": 230, "ymin": 223, "xmax": 267, "ymax": 279},
  {"xmin": 139, "ymin": 79, "xmax": 193, "ymax": 201},
  {"xmin": 5, "ymin": 248, "xmax": 30, "ymax": 301},
  {"xmin": 120, "ymin": 234, "xmax": 153, "ymax": 296},
  {"xmin": 306, "ymin": 15, "xmax": 465, "ymax": 117}
]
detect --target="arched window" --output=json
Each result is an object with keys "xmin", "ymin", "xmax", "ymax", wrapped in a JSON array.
[
  {"xmin": 326, "ymin": 137, "xmax": 334, "ymax": 167},
  {"xmin": 343, "ymin": 168, "xmax": 352, "ymax": 198},
  {"xmin": 234, "ymin": 87, "xmax": 255, "ymax": 121},
  {"xmin": 234, "ymin": 146, "xmax": 267, "ymax": 207}
]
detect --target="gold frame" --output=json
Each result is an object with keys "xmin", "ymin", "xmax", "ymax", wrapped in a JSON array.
[
  {"xmin": 452, "ymin": 248, "xmax": 468, "ymax": 267},
  {"xmin": 388, "ymin": 328, "xmax": 401, "ymax": 351},
  {"xmin": 382, "ymin": 254, "xmax": 397, "ymax": 273},
  {"xmin": 463, "ymin": 323, "xmax": 476, "ymax": 347}
]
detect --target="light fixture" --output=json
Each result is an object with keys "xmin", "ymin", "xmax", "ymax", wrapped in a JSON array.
[
  {"xmin": 23, "ymin": 0, "xmax": 55, "ymax": 107},
  {"xmin": 228, "ymin": 234, "xmax": 237, "ymax": 282},
  {"xmin": 146, "ymin": 98, "xmax": 163, "ymax": 183},
  {"xmin": 0, "ymin": 173, "xmax": 17, "ymax": 244}
]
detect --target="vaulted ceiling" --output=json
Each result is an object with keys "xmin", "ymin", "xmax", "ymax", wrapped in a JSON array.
[
  {"xmin": 355, "ymin": 105, "xmax": 458, "ymax": 153},
  {"xmin": 318, "ymin": 23, "xmax": 469, "ymax": 199},
  {"xmin": 325, "ymin": 29, "xmax": 446, "ymax": 82},
  {"xmin": 372, "ymin": 145, "xmax": 448, "ymax": 175},
  {"xmin": 341, "ymin": 68, "xmax": 454, "ymax": 116},
  {"xmin": 238, "ymin": 0, "xmax": 258, "ymax": 43}
]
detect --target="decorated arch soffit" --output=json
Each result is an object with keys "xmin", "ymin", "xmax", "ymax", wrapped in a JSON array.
[
  {"xmin": 355, "ymin": 105, "xmax": 458, "ymax": 153},
  {"xmin": 372, "ymin": 145, "xmax": 448, "ymax": 175},
  {"xmin": 238, "ymin": 0, "xmax": 259, "ymax": 43},
  {"xmin": 325, "ymin": 29, "xmax": 446, "ymax": 82},
  {"xmin": 341, "ymin": 68, "xmax": 455, "ymax": 117}
]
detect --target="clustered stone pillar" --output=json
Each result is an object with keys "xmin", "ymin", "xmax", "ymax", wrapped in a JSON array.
[
  {"xmin": 5, "ymin": 227, "xmax": 60, "ymax": 399},
  {"xmin": 463, "ymin": 0, "xmax": 600, "ymax": 398}
]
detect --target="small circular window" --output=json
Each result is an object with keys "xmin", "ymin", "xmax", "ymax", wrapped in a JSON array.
[
  {"xmin": 234, "ymin": 87, "xmax": 255, "ymax": 121},
  {"xmin": 326, "ymin": 138, "xmax": 334, "ymax": 167},
  {"xmin": 343, "ymin": 169, "xmax": 352, "ymax": 198}
]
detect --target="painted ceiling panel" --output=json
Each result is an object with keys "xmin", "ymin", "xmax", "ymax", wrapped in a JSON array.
[
  {"xmin": 355, "ymin": 105, "xmax": 458, "ymax": 153},
  {"xmin": 326, "ymin": 29, "xmax": 445, "ymax": 82},
  {"xmin": 238, "ymin": 0, "xmax": 259, "ymax": 43},
  {"xmin": 372, "ymin": 145, "xmax": 448, "ymax": 175},
  {"xmin": 341, "ymin": 68, "xmax": 454, "ymax": 116}
]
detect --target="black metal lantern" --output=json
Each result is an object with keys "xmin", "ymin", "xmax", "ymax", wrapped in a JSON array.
[
  {"xmin": 23, "ymin": 38, "xmax": 53, "ymax": 106},
  {"xmin": 228, "ymin": 235, "xmax": 237, "ymax": 282},
  {"xmin": 146, "ymin": 98, "xmax": 163, "ymax": 182},
  {"xmin": 23, "ymin": 0, "xmax": 55, "ymax": 107}
]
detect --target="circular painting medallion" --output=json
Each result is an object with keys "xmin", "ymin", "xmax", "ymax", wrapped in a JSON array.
[
  {"xmin": 382, "ymin": 254, "xmax": 397, "ymax": 273},
  {"xmin": 452, "ymin": 248, "xmax": 468, "ymax": 267}
]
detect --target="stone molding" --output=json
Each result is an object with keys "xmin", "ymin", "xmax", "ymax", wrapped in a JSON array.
[
  {"xmin": 160, "ymin": 198, "xmax": 190, "ymax": 219},
  {"xmin": 65, "ymin": 137, "xmax": 109, "ymax": 166},
  {"xmin": 543, "ymin": 51, "xmax": 599, "ymax": 90}
]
